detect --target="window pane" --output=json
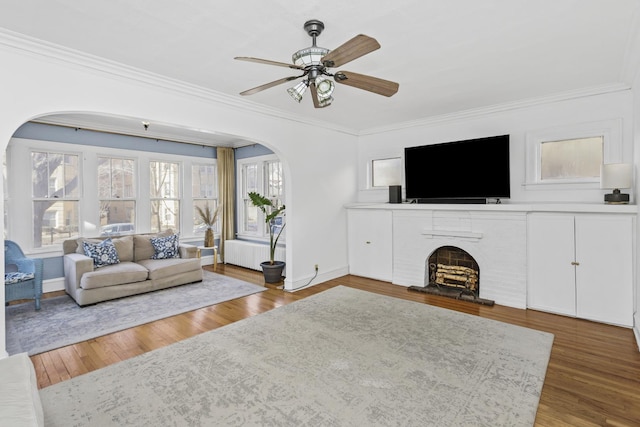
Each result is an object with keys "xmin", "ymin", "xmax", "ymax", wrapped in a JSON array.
[
  {"xmin": 192, "ymin": 164, "xmax": 216, "ymax": 198},
  {"xmin": 33, "ymin": 200, "xmax": 79, "ymax": 248},
  {"xmin": 97, "ymin": 157, "xmax": 111, "ymax": 198},
  {"xmin": 244, "ymin": 201, "xmax": 258, "ymax": 232},
  {"xmin": 32, "ymin": 152, "xmax": 48, "ymax": 198},
  {"xmin": 540, "ymin": 137, "xmax": 603, "ymax": 180},
  {"xmin": 110, "ymin": 158, "xmax": 134, "ymax": 198},
  {"xmin": 266, "ymin": 161, "xmax": 283, "ymax": 198},
  {"xmin": 150, "ymin": 199, "xmax": 179, "ymax": 232},
  {"xmin": 100, "ymin": 200, "xmax": 135, "ymax": 233},
  {"xmin": 243, "ymin": 164, "xmax": 258, "ymax": 194},
  {"xmin": 64, "ymin": 154, "xmax": 79, "ymax": 197},
  {"xmin": 3, "ymin": 152, "xmax": 7, "ymax": 239},
  {"xmin": 150, "ymin": 161, "xmax": 179, "ymax": 198},
  {"xmin": 31, "ymin": 152, "xmax": 79, "ymax": 198},
  {"xmin": 372, "ymin": 158, "xmax": 402, "ymax": 187}
]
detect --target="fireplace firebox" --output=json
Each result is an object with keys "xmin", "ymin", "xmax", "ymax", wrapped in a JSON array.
[{"xmin": 409, "ymin": 246, "xmax": 494, "ymax": 306}]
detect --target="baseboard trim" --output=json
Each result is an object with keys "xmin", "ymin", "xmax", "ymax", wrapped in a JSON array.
[
  {"xmin": 43, "ymin": 277, "xmax": 65, "ymax": 293},
  {"xmin": 285, "ymin": 266, "xmax": 349, "ymax": 292},
  {"xmin": 634, "ymin": 312, "xmax": 640, "ymax": 351}
]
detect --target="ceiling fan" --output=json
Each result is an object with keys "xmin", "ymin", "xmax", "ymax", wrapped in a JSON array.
[{"xmin": 235, "ymin": 19, "xmax": 399, "ymax": 108}]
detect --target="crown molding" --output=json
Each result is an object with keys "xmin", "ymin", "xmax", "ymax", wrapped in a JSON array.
[
  {"xmin": 0, "ymin": 28, "xmax": 358, "ymax": 137},
  {"xmin": 359, "ymin": 82, "xmax": 631, "ymax": 136},
  {"xmin": 0, "ymin": 28, "xmax": 633, "ymax": 140}
]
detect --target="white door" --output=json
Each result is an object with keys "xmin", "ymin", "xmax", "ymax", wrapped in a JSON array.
[
  {"xmin": 347, "ymin": 209, "xmax": 392, "ymax": 281},
  {"xmin": 527, "ymin": 213, "xmax": 576, "ymax": 316},
  {"xmin": 575, "ymin": 215, "xmax": 634, "ymax": 327}
]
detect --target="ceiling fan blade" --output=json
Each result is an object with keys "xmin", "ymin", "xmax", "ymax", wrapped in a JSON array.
[
  {"xmin": 322, "ymin": 35, "xmax": 380, "ymax": 68},
  {"xmin": 239, "ymin": 75, "xmax": 302, "ymax": 96},
  {"xmin": 235, "ymin": 56, "xmax": 305, "ymax": 70},
  {"xmin": 309, "ymin": 82, "xmax": 322, "ymax": 108},
  {"xmin": 334, "ymin": 71, "xmax": 399, "ymax": 97}
]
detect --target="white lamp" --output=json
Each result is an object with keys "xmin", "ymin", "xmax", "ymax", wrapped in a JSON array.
[{"xmin": 600, "ymin": 163, "xmax": 633, "ymax": 204}]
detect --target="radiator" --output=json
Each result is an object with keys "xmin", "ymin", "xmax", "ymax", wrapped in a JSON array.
[{"xmin": 223, "ymin": 240, "xmax": 286, "ymax": 271}]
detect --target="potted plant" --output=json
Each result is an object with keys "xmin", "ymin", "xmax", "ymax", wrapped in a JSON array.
[
  {"xmin": 248, "ymin": 191, "xmax": 286, "ymax": 283},
  {"xmin": 195, "ymin": 203, "xmax": 220, "ymax": 248}
]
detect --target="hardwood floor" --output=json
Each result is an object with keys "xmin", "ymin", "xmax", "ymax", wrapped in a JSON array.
[{"xmin": 29, "ymin": 265, "xmax": 640, "ymax": 426}]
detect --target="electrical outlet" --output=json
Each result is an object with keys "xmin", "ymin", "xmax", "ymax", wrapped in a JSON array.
[{"xmin": 314, "ymin": 264, "xmax": 319, "ymax": 272}]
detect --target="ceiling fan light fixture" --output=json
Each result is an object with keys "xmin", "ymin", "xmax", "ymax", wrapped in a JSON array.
[
  {"xmin": 292, "ymin": 46, "xmax": 330, "ymax": 67},
  {"xmin": 318, "ymin": 96, "xmax": 334, "ymax": 107},
  {"xmin": 315, "ymin": 76, "xmax": 335, "ymax": 98},
  {"xmin": 287, "ymin": 81, "xmax": 308, "ymax": 102}
]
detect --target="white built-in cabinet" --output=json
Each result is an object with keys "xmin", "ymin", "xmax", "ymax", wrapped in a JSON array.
[
  {"xmin": 527, "ymin": 213, "xmax": 634, "ymax": 327},
  {"xmin": 347, "ymin": 208, "xmax": 392, "ymax": 281}
]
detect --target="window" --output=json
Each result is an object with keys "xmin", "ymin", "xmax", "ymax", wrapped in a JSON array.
[
  {"xmin": 540, "ymin": 137, "xmax": 602, "ymax": 181},
  {"xmin": 9, "ymin": 135, "xmax": 216, "ymax": 251},
  {"xmin": 192, "ymin": 163, "xmax": 218, "ymax": 234},
  {"xmin": 371, "ymin": 157, "xmax": 402, "ymax": 187},
  {"xmin": 98, "ymin": 157, "xmax": 136, "ymax": 235},
  {"xmin": 525, "ymin": 119, "xmax": 623, "ymax": 187},
  {"xmin": 3, "ymin": 150, "xmax": 7, "ymax": 240},
  {"xmin": 238, "ymin": 156, "xmax": 285, "ymax": 238},
  {"xmin": 241, "ymin": 162, "xmax": 259, "ymax": 233},
  {"xmin": 150, "ymin": 161, "xmax": 180, "ymax": 232},
  {"xmin": 265, "ymin": 160, "xmax": 284, "ymax": 208},
  {"xmin": 31, "ymin": 151, "xmax": 80, "ymax": 248}
]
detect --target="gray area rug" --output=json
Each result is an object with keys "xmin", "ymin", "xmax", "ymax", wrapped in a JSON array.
[
  {"xmin": 40, "ymin": 286, "xmax": 554, "ymax": 426},
  {"xmin": 5, "ymin": 270, "xmax": 265, "ymax": 356}
]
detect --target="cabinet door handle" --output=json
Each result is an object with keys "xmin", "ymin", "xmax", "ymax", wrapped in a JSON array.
[
  {"xmin": 571, "ymin": 261, "xmax": 580, "ymax": 266},
  {"xmin": 365, "ymin": 241, "xmax": 371, "ymax": 244}
]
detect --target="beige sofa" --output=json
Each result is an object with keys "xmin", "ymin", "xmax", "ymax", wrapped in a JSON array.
[
  {"xmin": 63, "ymin": 231, "xmax": 203, "ymax": 306},
  {"xmin": 0, "ymin": 353, "xmax": 43, "ymax": 427}
]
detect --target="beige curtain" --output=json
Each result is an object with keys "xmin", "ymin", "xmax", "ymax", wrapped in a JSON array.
[{"xmin": 217, "ymin": 147, "xmax": 235, "ymax": 261}]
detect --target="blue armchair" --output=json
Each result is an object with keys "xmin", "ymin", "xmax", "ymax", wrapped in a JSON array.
[{"xmin": 4, "ymin": 240, "xmax": 43, "ymax": 310}]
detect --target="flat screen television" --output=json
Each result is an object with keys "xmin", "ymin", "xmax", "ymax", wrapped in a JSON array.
[{"xmin": 404, "ymin": 134, "xmax": 510, "ymax": 203}]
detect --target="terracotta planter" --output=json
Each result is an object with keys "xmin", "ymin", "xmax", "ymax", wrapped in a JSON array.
[{"xmin": 260, "ymin": 261, "xmax": 285, "ymax": 283}]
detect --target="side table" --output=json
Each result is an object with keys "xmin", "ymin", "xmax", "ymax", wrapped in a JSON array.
[{"xmin": 197, "ymin": 245, "xmax": 218, "ymax": 268}]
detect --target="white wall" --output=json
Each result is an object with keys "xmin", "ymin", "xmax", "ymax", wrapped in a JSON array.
[
  {"xmin": 357, "ymin": 90, "xmax": 635, "ymax": 204},
  {"xmin": 633, "ymin": 82, "xmax": 640, "ymax": 348},
  {"xmin": 0, "ymin": 38, "xmax": 357, "ymax": 356}
]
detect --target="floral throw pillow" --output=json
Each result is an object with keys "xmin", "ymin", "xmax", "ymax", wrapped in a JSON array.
[
  {"xmin": 83, "ymin": 238, "xmax": 120, "ymax": 268},
  {"xmin": 150, "ymin": 233, "xmax": 180, "ymax": 259},
  {"xmin": 5, "ymin": 272, "xmax": 35, "ymax": 284}
]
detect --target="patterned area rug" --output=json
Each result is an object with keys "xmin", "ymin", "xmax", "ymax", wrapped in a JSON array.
[
  {"xmin": 40, "ymin": 286, "xmax": 554, "ymax": 426},
  {"xmin": 5, "ymin": 270, "xmax": 265, "ymax": 356}
]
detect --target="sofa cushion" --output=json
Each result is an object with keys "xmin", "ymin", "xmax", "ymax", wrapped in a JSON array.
[
  {"xmin": 0, "ymin": 352, "xmax": 44, "ymax": 427},
  {"xmin": 83, "ymin": 238, "xmax": 120, "ymax": 268},
  {"xmin": 80, "ymin": 261, "xmax": 149, "ymax": 290},
  {"xmin": 76, "ymin": 235, "xmax": 134, "ymax": 262},
  {"xmin": 137, "ymin": 257, "xmax": 201, "ymax": 281},
  {"xmin": 150, "ymin": 233, "xmax": 180, "ymax": 259},
  {"xmin": 133, "ymin": 229, "xmax": 173, "ymax": 262}
]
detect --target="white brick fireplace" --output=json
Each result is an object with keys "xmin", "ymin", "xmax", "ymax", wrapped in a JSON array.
[{"xmin": 392, "ymin": 208, "xmax": 528, "ymax": 308}]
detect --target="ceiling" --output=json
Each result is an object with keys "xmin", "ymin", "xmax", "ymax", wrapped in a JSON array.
[{"xmin": 2, "ymin": 0, "xmax": 640, "ymax": 146}]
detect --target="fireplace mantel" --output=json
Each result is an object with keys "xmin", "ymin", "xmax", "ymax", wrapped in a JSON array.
[
  {"xmin": 345, "ymin": 202, "xmax": 637, "ymax": 214},
  {"xmin": 421, "ymin": 229, "xmax": 483, "ymax": 240}
]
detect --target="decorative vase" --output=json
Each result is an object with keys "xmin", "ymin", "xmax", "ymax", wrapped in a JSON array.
[
  {"xmin": 204, "ymin": 227, "xmax": 214, "ymax": 247},
  {"xmin": 260, "ymin": 261, "xmax": 285, "ymax": 283}
]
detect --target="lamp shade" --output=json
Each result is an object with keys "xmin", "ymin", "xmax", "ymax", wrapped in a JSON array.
[
  {"xmin": 600, "ymin": 163, "xmax": 632, "ymax": 189},
  {"xmin": 315, "ymin": 76, "xmax": 334, "ymax": 99},
  {"xmin": 287, "ymin": 81, "xmax": 308, "ymax": 103},
  {"xmin": 292, "ymin": 46, "xmax": 329, "ymax": 67}
]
